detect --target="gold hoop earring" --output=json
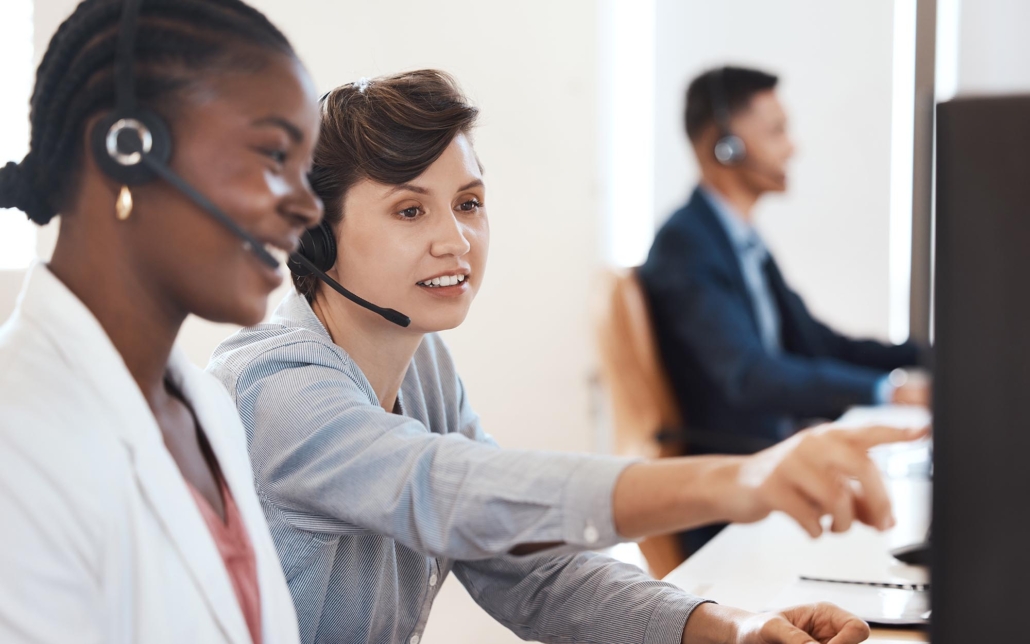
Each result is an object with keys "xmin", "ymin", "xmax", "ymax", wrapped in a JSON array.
[{"xmin": 116, "ymin": 185, "xmax": 133, "ymax": 221}]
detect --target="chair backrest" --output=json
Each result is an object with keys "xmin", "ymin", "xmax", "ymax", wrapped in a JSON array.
[
  {"xmin": 594, "ymin": 267, "xmax": 684, "ymax": 460},
  {"xmin": 593, "ymin": 267, "xmax": 689, "ymax": 576}
]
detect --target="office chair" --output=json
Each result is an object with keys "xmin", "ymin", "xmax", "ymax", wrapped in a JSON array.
[{"xmin": 594, "ymin": 267, "xmax": 688, "ymax": 578}]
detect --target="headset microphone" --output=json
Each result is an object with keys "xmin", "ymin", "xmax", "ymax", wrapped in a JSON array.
[
  {"xmin": 288, "ymin": 251, "xmax": 411, "ymax": 328},
  {"xmin": 287, "ymin": 219, "xmax": 411, "ymax": 327},
  {"xmin": 137, "ymin": 155, "xmax": 278, "ymax": 267},
  {"xmin": 90, "ymin": 0, "xmax": 278, "ymax": 270}
]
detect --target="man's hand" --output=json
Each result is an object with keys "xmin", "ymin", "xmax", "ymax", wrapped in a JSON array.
[
  {"xmin": 892, "ymin": 381, "xmax": 931, "ymax": 408},
  {"xmin": 887, "ymin": 369, "xmax": 932, "ymax": 408},
  {"xmin": 683, "ymin": 602, "xmax": 870, "ymax": 644},
  {"xmin": 715, "ymin": 423, "xmax": 929, "ymax": 537}
]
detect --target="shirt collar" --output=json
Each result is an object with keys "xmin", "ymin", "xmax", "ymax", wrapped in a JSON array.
[
  {"xmin": 15, "ymin": 260, "xmax": 125, "ymax": 372},
  {"xmin": 699, "ymin": 184, "xmax": 766, "ymax": 255},
  {"xmin": 267, "ymin": 288, "xmax": 410, "ymax": 415},
  {"xmin": 269, "ymin": 287, "xmax": 334, "ymax": 340}
]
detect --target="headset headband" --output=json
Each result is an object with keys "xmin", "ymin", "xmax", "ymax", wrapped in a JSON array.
[
  {"xmin": 708, "ymin": 66, "xmax": 733, "ymax": 135},
  {"xmin": 115, "ymin": 0, "xmax": 141, "ymax": 114}
]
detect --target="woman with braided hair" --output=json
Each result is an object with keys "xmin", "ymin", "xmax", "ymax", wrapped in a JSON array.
[{"xmin": 0, "ymin": 0, "xmax": 321, "ymax": 642}]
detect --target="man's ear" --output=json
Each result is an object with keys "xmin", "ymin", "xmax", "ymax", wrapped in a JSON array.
[{"xmin": 691, "ymin": 126, "xmax": 720, "ymax": 166}]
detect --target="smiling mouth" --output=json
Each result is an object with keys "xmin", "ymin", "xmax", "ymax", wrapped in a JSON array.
[
  {"xmin": 263, "ymin": 244, "xmax": 290, "ymax": 267},
  {"xmin": 245, "ymin": 239, "xmax": 298, "ymax": 269},
  {"xmin": 416, "ymin": 274, "xmax": 468, "ymax": 288}
]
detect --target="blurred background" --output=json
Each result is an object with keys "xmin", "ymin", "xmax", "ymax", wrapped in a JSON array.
[{"xmin": 1, "ymin": 1, "xmax": 1028, "ymax": 641}]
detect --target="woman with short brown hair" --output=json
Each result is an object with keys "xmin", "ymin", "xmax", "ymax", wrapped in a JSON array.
[{"xmin": 209, "ymin": 69, "xmax": 923, "ymax": 644}]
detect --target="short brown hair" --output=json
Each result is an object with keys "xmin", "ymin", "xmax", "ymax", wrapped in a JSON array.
[
  {"xmin": 684, "ymin": 66, "xmax": 778, "ymax": 143},
  {"xmin": 293, "ymin": 69, "xmax": 479, "ymax": 299}
]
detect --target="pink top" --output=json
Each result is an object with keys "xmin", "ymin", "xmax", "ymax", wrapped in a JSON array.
[{"xmin": 187, "ymin": 477, "xmax": 263, "ymax": 644}]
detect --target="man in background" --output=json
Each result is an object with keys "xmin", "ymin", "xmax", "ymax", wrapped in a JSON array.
[{"xmin": 638, "ymin": 66, "xmax": 928, "ymax": 550}]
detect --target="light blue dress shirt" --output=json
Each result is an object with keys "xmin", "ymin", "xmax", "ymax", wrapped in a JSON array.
[
  {"xmin": 207, "ymin": 290, "xmax": 710, "ymax": 644},
  {"xmin": 700, "ymin": 186, "xmax": 782, "ymax": 354}
]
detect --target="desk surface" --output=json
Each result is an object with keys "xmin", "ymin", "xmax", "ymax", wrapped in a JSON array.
[{"xmin": 663, "ymin": 406, "xmax": 932, "ymax": 643}]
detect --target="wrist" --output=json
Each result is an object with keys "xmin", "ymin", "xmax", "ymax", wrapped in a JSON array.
[
  {"xmin": 692, "ymin": 455, "xmax": 750, "ymax": 524},
  {"xmin": 682, "ymin": 602, "xmax": 748, "ymax": 644},
  {"xmin": 613, "ymin": 456, "xmax": 750, "ymax": 538}
]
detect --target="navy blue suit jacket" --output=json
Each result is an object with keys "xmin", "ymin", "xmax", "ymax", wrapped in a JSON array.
[{"xmin": 639, "ymin": 187, "xmax": 922, "ymax": 453}]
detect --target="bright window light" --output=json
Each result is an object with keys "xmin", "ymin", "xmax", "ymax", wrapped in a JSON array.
[
  {"xmin": 935, "ymin": 0, "xmax": 962, "ymax": 103},
  {"xmin": 929, "ymin": 0, "xmax": 961, "ymax": 344},
  {"xmin": 0, "ymin": 0, "xmax": 37, "ymax": 271},
  {"xmin": 599, "ymin": 0, "xmax": 656, "ymax": 268},
  {"xmin": 888, "ymin": 0, "xmax": 917, "ymax": 344}
]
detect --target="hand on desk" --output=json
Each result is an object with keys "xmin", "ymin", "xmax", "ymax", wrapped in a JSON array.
[
  {"xmin": 683, "ymin": 602, "xmax": 870, "ymax": 644},
  {"xmin": 612, "ymin": 424, "xmax": 929, "ymax": 540}
]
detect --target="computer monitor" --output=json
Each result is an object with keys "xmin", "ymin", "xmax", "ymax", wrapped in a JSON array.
[{"xmin": 932, "ymin": 95, "xmax": 1030, "ymax": 642}]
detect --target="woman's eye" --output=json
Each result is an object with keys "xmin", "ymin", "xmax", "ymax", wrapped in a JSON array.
[
  {"xmin": 262, "ymin": 148, "xmax": 288, "ymax": 165},
  {"xmin": 398, "ymin": 206, "xmax": 422, "ymax": 219},
  {"xmin": 457, "ymin": 198, "xmax": 483, "ymax": 212}
]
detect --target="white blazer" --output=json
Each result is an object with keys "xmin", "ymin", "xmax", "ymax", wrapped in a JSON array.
[{"xmin": 0, "ymin": 264, "xmax": 300, "ymax": 644}]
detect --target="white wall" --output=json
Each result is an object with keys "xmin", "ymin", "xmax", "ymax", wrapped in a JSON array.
[
  {"xmin": 654, "ymin": 0, "xmax": 897, "ymax": 340},
  {"xmin": 956, "ymin": 0, "xmax": 1030, "ymax": 94}
]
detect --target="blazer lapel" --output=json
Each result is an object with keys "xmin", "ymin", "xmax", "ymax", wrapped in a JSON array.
[
  {"xmin": 762, "ymin": 256, "xmax": 816, "ymax": 355},
  {"xmin": 22, "ymin": 266, "xmax": 254, "ymax": 644},
  {"xmin": 129, "ymin": 427, "xmax": 254, "ymax": 644},
  {"xmin": 169, "ymin": 349, "xmax": 296, "ymax": 640},
  {"xmin": 687, "ymin": 189, "xmax": 763, "ymax": 336}
]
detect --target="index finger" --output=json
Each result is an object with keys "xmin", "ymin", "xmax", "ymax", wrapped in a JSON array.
[{"xmin": 834, "ymin": 424, "xmax": 930, "ymax": 451}]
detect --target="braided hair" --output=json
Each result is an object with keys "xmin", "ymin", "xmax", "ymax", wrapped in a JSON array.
[{"xmin": 0, "ymin": 0, "xmax": 295, "ymax": 225}]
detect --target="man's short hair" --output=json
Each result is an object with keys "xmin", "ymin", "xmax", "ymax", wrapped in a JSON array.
[{"xmin": 684, "ymin": 66, "xmax": 779, "ymax": 143}]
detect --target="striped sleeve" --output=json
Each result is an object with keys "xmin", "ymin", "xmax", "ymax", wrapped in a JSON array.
[
  {"xmin": 232, "ymin": 342, "xmax": 636, "ymax": 560},
  {"xmin": 452, "ymin": 551, "xmax": 710, "ymax": 644}
]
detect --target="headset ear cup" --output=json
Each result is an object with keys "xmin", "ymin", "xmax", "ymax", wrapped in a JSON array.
[
  {"xmin": 714, "ymin": 134, "xmax": 746, "ymax": 166},
  {"xmin": 90, "ymin": 108, "xmax": 172, "ymax": 184},
  {"xmin": 289, "ymin": 220, "xmax": 338, "ymax": 277}
]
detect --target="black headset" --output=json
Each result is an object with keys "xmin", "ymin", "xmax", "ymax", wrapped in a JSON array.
[
  {"xmin": 288, "ymin": 219, "xmax": 411, "ymax": 327},
  {"xmin": 706, "ymin": 66, "xmax": 787, "ymax": 186},
  {"xmin": 708, "ymin": 66, "xmax": 747, "ymax": 166},
  {"xmin": 90, "ymin": 0, "xmax": 279, "ymax": 268},
  {"xmin": 93, "ymin": 0, "xmax": 409, "ymax": 327}
]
